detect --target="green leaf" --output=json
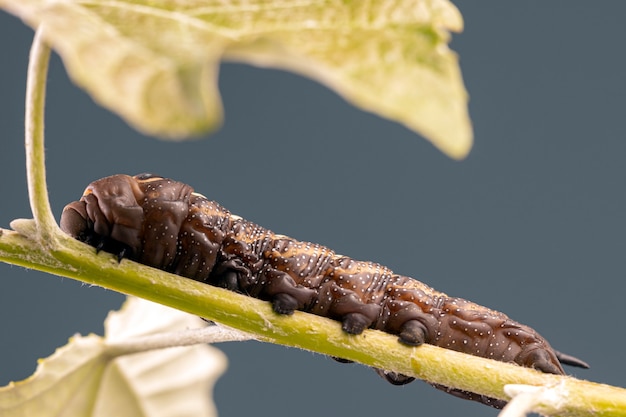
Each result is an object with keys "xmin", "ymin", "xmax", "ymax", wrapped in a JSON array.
[
  {"xmin": 0, "ymin": 297, "xmax": 227, "ymax": 417},
  {"xmin": 0, "ymin": 0, "xmax": 471, "ymax": 158}
]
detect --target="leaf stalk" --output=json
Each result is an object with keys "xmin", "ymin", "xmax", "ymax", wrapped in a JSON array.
[{"xmin": 25, "ymin": 27, "xmax": 60, "ymax": 248}]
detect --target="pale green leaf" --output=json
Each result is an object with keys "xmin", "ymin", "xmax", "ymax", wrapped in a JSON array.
[
  {"xmin": 1, "ymin": 0, "xmax": 471, "ymax": 158},
  {"xmin": 0, "ymin": 297, "xmax": 227, "ymax": 417}
]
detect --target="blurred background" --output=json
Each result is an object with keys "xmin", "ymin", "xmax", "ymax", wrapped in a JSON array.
[{"xmin": 1, "ymin": 2, "xmax": 624, "ymax": 416}]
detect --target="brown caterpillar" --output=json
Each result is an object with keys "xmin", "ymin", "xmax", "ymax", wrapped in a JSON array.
[{"xmin": 60, "ymin": 174, "xmax": 588, "ymax": 408}]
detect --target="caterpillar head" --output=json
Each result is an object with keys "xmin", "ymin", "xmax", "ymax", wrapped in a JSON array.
[{"xmin": 60, "ymin": 174, "xmax": 147, "ymax": 258}]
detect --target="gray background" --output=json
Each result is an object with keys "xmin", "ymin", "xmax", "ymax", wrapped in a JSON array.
[{"xmin": 1, "ymin": 3, "xmax": 624, "ymax": 416}]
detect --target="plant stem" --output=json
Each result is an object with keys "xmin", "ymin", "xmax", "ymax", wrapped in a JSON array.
[
  {"xmin": 105, "ymin": 324, "xmax": 255, "ymax": 357},
  {"xmin": 25, "ymin": 27, "xmax": 58, "ymax": 247}
]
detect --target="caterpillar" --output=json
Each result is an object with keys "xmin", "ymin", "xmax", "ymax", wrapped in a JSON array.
[{"xmin": 60, "ymin": 173, "xmax": 588, "ymax": 408}]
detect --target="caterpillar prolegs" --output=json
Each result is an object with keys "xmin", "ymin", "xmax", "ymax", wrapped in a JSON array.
[{"xmin": 60, "ymin": 174, "xmax": 588, "ymax": 408}]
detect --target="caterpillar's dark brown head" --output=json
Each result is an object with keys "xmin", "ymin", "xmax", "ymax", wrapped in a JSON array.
[
  {"xmin": 60, "ymin": 173, "xmax": 194, "ymax": 265},
  {"xmin": 61, "ymin": 174, "xmax": 146, "ymax": 257}
]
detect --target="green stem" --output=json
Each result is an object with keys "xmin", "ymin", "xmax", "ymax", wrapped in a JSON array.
[{"xmin": 25, "ymin": 27, "xmax": 59, "ymax": 248}]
